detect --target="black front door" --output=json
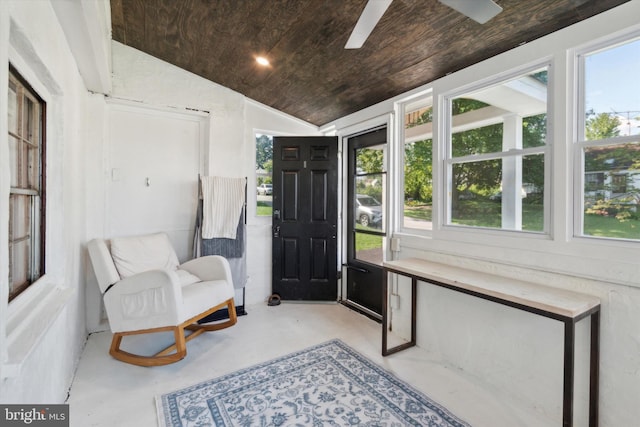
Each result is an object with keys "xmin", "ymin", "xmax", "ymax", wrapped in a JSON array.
[
  {"xmin": 345, "ymin": 127, "xmax": 387, "ymax": 318},
  {"xmin": 272, "ymin": 136, "xmax": 338, "ymax": 301}
]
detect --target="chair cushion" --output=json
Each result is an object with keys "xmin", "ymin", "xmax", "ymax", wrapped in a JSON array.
[
  {"xmin": 175, "ymin": 269, "xmax": 201, "ymax": 286},
  {"xmin": 181, "ymin": 279, "xmax": 234, "ymax": 321},
  {"xmin": 110, "ymin": 233, "xmax": 180, "ymax": 279}
]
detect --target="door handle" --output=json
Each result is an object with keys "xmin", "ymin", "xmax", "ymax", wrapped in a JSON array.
[
  {"xmin": 274, "ymin": 225, "xmax": 280, "ymax": 238},
  {"xmin": 343, "ymin": 263, "xmax": 369, "ymax": 274},
  {"xmin": 273, "ymin": 209, "xmax": 281, "ymax": 220}
]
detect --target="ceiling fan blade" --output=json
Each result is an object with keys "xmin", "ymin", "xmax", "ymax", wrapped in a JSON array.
[
  {"xmin": 345, "ymin": 0, "xmax": 393, "ymax": 49},
  {"xmin": 439, "ymin": 0, "xmax": 503, "ymax": 24}
]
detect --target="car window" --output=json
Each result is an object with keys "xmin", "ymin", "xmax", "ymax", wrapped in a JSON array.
[{"xmin": 358, "ymin": 196, "xmax": 379, "ymax": 206}]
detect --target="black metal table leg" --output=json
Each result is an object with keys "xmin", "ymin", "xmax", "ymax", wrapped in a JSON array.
[
  {"xmin": 563, "ymin": 320, "xmax": 576, "ymax": 427},
  {"xmin": 589, "ymin": 311, "xmax": 600, "ymax": 427}
]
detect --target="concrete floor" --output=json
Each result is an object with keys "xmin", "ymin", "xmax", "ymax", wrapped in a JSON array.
[{"xmin": 67, "ymin": 303, "xmax": 549, "ymax": 426}]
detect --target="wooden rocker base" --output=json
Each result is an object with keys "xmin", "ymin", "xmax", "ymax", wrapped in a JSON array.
[{"xmin": 109, "ymin": 298, "xmax": 237, "ymax": 367}]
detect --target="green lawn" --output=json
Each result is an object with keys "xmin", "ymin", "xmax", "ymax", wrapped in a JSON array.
[
  {"xmin": 257, "ymin": 202, "xmax": 272, "ymax": 216},
  {"xmin": 584, "ymin": 214, "xmax": 640, "ymax": 240},
  {"xmin": 403, "ymin": 200, "xmax": 639, "ymax": 239},
  {"xmin": 354, "ymin": 231, "xmax": 383, "ymax": 251},
  {"xmin": 404, "ymin": 205, "xmax": 432, "ymax": 221},
  {"xmin": 450, "ymin": 201, "xmax": 544, "ymax": 231}
]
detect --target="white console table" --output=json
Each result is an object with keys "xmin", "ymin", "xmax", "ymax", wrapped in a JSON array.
[{"xmin": 382, "ymin": 257, "xmax": 601, "ymax": 427}]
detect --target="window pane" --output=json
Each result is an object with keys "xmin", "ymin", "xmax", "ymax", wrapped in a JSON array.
[
  {"xmin": 354, "ymin": 232, "xmax": 382, "ymax": 265},
  {"xmin": 522, "ymin": 154, "xmax": 545, "ymax": 232},
  {"xmin": 451, "ymin": 70, "xmax": 548, "ymax": 156},
  {"xmin": 448, "ymin": 67, "xmax": 548, "ymax": 232},
  {"xmin": 27, "ymin": 144, "xmax": 40, "ymax": 190},
  {"xmin": 8, "ymin": 80, "xmax": 18, "ymax": 134},
  {"xmin": 10, "ymin": 194, "xmax": 31, "ymax": 240},
  {"xmin": 10, "ymin": 239, "xmax": 29, "ymax": 294},
  {"xmin": 584, "ymin": 38, "xmax": 640, "ymax": 139},
  {"xmin": 404, "ymin": 105, "xmax": 433, "ymax": 230},
  {"xmin": 355, "ymin": 175, "xmax": 384, "ymax": 231},
  {"xmin": 583, "ymin": 142, "xmax": 640, "ymax": 240},
  {"xmin": 24, "ymin": 95, "xmax": 36, "ymax": 141},
  {"xmin": 523, "ymin": 113, "xmax": 547, "ymax": 148},
  {"xmin": 9, "ymin": 195, "xmax": 32, "ymax": 297},
  {"xmin": 356, "ymin": 145, "xmax": 385, "ymax": 174},
  {"xmin": 8, "ymin": 67, "xmax": 45, "ymax": 300},
  {"xmin": 255, "ymin": 133, "xmax": 273, "ymax": 217},
  {"xmin": 452, "ymin": 122, "xmax": 502, "ymax": 157},
  {"xmin": 451, "ymin": 155, "xmax": 544, "ymax": 231},
  {"xmin": 451, "ymin": 160, "xmax": 502, "ymax": 228},
  {"xmin": 9, "ymin": 135, "xmax": 19, "ymax": 187}
]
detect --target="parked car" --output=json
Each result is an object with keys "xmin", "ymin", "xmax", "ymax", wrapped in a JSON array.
[
  {"xmin": 257, "ymin": 183, "xmax": 273, "ymax": 195},
  {"xmin": 356, "ymin": 194, "xmax": 382, "ymax": 228}
]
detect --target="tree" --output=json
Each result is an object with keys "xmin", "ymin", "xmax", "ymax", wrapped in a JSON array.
[
  {"xmin": 356, "ymin": 147, "xmax": 383, "ymax": 173},
  {"xmin": 255, "ymin": 134, "xmax": 273, "ymax": 170},
  {"xmin": 404, "ymin": 108, "xmax": 433, "ymax": 203},
  {"xmin": 584, "ymin": 113, "xmax": 639, "ymax": 222},
  {"xmin": 522, "ymin": 113, "xmax": 547, "ymax": 201},
  {"xmin": 585, "ymin": 111, "xmax": 620, "ymax": 140},
  {"xmin": 450, "ymin": 99, "xmax": 503, "ymax": 212},
  {"xmin": 404, "ymin": 139, "xmax": 432, "ymax": 202}
]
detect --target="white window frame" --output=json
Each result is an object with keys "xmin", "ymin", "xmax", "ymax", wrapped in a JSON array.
[
  {"xmin": 441, "ymin": 62, "xmax": 552, "ymax": 236},
  {"xmin": 2, "ymin": 34, "xmax": 73, "ymax": 379},
  {"xmin": 8, "ymin": 66, "xmax": 45, "ymax": 302},
  {"xmin": 252, "ymin": 128, "xmax": 297, "ymax": 223},
  {"xmin": 254, "ymin": 131, "xmax": 274, "ymax": 219},
  {"xmin": 573, "ymin": 30, "xmax": 640, "ymax": 243},
  {"xmin": 397, "ymin": 92, "xmax": 434, "ymax": 236}
]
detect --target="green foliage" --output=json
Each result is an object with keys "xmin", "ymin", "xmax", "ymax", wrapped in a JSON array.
[
  {"xmin": 356, "ymin": 147, "xmax": 384, "ymax": 174},
  {"xmin": 582, "ymin": 115, "xmax": 640, "ymax": 236},
  {"xmin": 404, "ymin": 139, "xmax": 433, "ymax": 202},
  {"xmin": 404, "ymin": 107, "xmax": 434, "ymax": 204},
  {"xmin": 451, "ymin": 98, "xmax": 489, "ymax": 115},
  {"xmin": 522, "ymin": 113, "xmax": 546, "ymax": 148},
  {"xmin": 450, "ymin": 99, "xmax": 503, "ymax": 200},
  {"xmin": 585, "ymin": 111, "xmax": 620, "ymax": 141},
  {"xmin": 585, "ymin": 143, "xmax": 640, "ymax": 171},
  {"xmin": 256, "ymin": 134, "xmax": 273, "ymax": 170}
]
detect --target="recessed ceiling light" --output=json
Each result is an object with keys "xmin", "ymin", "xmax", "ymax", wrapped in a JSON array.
[{"xmin": 256, "ymin": 56, "xmax": 270, "ymax": 66}]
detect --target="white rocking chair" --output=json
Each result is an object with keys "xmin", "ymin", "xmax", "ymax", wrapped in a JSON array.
[{"xmin": 87, "ymin": 232, "xmax": 237, "ymax": 366}]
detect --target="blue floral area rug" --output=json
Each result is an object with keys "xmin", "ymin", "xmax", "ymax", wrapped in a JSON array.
[{"xmin": 156, "ymin": 339, "xmax": 471, "ymax": 427}]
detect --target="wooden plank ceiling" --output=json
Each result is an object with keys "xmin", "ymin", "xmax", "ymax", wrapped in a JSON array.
[{"xmin": 111, "ymin": 0, "xmax": 629, "ymax": 126}]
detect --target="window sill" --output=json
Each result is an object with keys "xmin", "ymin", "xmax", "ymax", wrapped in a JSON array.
[{"xmin": 2, "ymin": 279, "xmax": 74, "ymax": 379}]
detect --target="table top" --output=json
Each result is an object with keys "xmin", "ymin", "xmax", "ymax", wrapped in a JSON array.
[{"xmin": 383, "ymin": 258, "xmax": 601, "ymax": 319}]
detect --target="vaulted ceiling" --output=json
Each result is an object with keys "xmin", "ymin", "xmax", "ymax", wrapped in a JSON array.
[{"xmin": 111, "ymin": 0, "xmax": 629, "ymax": 126}]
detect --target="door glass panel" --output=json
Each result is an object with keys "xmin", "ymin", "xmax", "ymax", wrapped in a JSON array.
[
  {"xmin": 346, "ymin": 128, "xmax": 387, "ymax": 318},
  {"xmin": 255, "ymin": 133, "xmax": 273, "ymax": 216},
  {"xmin": 355, "ymin": 176, "xmax": 384, "ymax": 231},
  {"xmin": 356, "ymin": 145, "xmax": 384, "ymax": 173},
  {"xmin": 354, "ymin": 232, "xmax": 383, "ymax": 265},
  {"xmin": 354, "ymin": 144, "xmax": 386, "ymax": 233}
]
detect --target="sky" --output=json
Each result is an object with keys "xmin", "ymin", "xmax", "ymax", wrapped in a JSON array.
[{"xmin": 585, "ymin": 37, "xmax": 640, "ymax": 136}]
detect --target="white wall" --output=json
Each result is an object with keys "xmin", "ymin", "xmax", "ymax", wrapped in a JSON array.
[
  {"xmin": 83, "ymin": 41, "xmax": 319, "ymax": 325},
  {"xmin": 2, "ymin": 1, "xmax": 637, "ymax": 424},
  {"xmin": 244, "ymin": 100, "xmax": 322, "ymax": 304},
  {"xmin": 0, "ymin": 0, "xmax": 92, "ymax": 403},
  {"xmin": 323, "ymin": 2, "xmax": 640, "ymax": 425}
]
